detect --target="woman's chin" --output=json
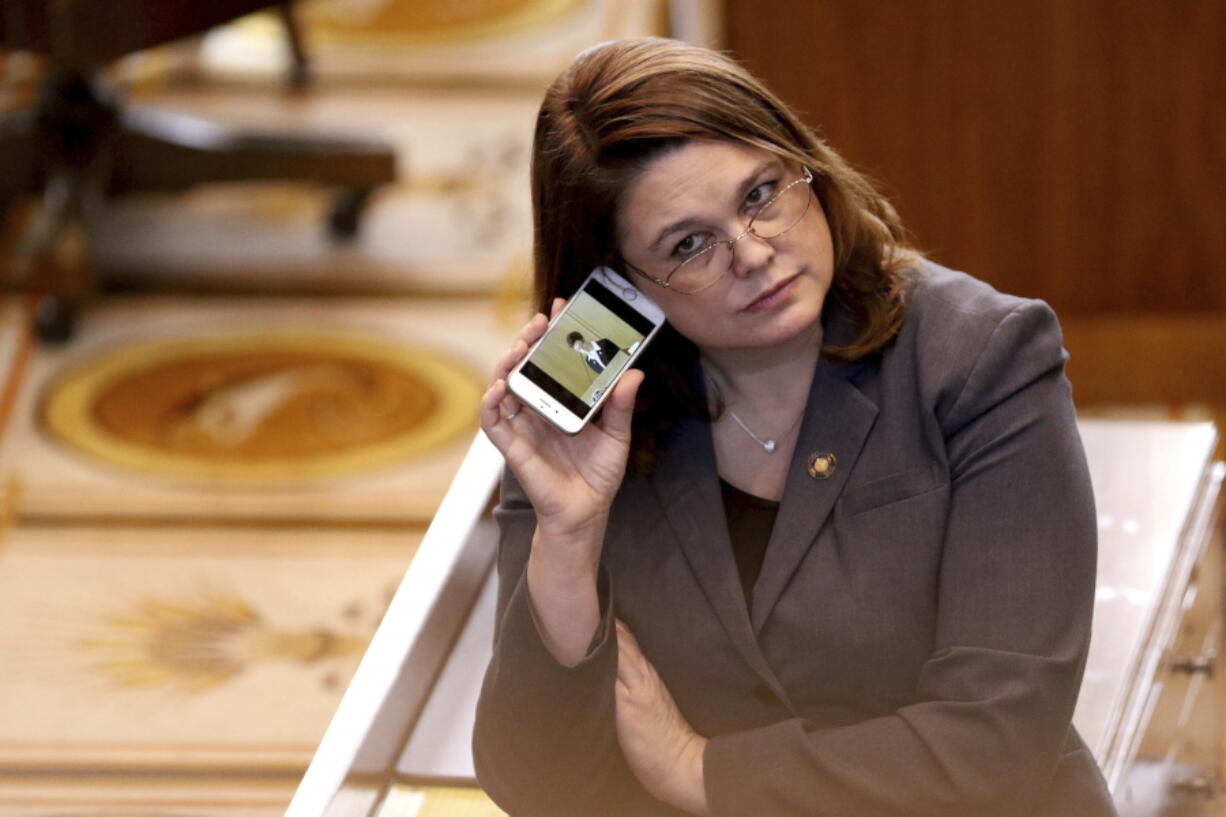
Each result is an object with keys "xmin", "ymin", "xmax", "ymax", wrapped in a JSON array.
[{"xmin": 743, "ymin": 284, "xmax": 827, "ymax": 346}]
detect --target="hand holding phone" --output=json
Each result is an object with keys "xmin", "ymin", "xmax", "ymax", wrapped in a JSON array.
[{"xmin": 480, "ymin": 267, "xmax": 661, "ymax": 536}]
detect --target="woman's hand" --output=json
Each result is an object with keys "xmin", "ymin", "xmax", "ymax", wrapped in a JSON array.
[
  {"xmin": 615, "ymin": 620, "xmax": 710, "ymax": 816},
  {"xmin": 481, "ymin": 298, "xmax": 644, "ymax": 541},
  {"xmin": 481, "ymin": 299, "xmax": 643, "ymax": 665}
]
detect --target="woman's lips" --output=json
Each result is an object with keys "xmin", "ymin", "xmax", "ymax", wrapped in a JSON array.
[{"xmin": 742, "ymin": 274, "xmax": 799, "ymax": 312}]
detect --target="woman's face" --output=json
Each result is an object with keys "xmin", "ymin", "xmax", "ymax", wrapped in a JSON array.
[{"xmin": 616, "ymin": 140, "xmax": 834, "ymax": 354}]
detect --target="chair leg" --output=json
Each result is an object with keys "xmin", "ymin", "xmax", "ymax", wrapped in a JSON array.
[
  {"xmin": 14, "ymin": 71, "xmax": 122, "ymax": 342},
  {"xmin": 327, "ymin": 187, "xmax": 374, "ymax": 242},
  {"xmin": 27, "ymin": 169, "xmax": 99, "ymax": 343},
  {"xmin": 33, "ymin": 290, "xmax": 79, "ymax": 344},
  {"xmin": 278, "ymin": 2, "xmax": 313, "ymax": 89}
]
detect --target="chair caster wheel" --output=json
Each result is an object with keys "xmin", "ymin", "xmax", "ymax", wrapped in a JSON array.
[
  {"xmin": 328, "ymin": 187, "xmax": 373, "ymax": 242},
  {"xmin": 34, "ymin": 296, "xmax": 77, "ymax": 344}
]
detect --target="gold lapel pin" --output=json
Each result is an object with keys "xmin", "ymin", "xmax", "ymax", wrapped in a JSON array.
[{"xmin": 807, "ymin": 451, "xmax": 837, "ymax": 480}]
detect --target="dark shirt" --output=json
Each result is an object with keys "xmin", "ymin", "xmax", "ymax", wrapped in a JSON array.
[{"xmin": 719, "ymin": 477, "xmax": 779, "ymax": 609}]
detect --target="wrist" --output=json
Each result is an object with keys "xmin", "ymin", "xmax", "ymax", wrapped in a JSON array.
[
  {"xmin": 526, "ymin": 545, "xmax": 599, "ymax": 603},
  {"xmin": 661, "ymin": 734, "xmax": 709, "ymax": 816},
  {"xmin": 534, "ymin": 509, "xmax": 611, "ymax": 545},
  {"xmin": 529, "ymin": 518, "xmax": 607, "ymax": 580}
]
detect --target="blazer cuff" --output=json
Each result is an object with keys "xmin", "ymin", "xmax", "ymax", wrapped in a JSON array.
[
  {"xmin": 476, "ymin": 564, "xmax": 636, "ymax": 814},
  {"xmin": 702, "ymin": 721, "xmax": 797, "ymax": 817},
  {"xmin": 499, "ymin": 561, "xmax": 617, "ymax": 681}
]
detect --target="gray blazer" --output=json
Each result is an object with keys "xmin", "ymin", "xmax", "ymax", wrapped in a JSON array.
[{"xmin": 474, "ymin": 262, "xmax": 1117, "ymax": 817}]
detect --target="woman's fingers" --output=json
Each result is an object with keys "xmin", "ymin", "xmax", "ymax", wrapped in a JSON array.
[
  {"xmin": 485, "ymin": 311, "xmax": 547, "ymax": 434},
  {"xmin": 485, "ymin": 302, "xmax": 570, "ymax": 440},
  {"xmin": 599, "ymin": 369, "xmax": 644, "ymax": 441},
  {"xmin": 491, "ymin": 312, "xmax": 550, "ymax": 383},
  {"xmin": 492, "ymin": 338, "xmax": 528, "ymax": 382},
  {"xmin": 519, "ymin": 310, "xmax": 551, "ymax": 347},
  {"xmin": 498, "ymin": 390, "xmax": 523, "ymax": 421},
  {"xmin": 481, "ymin": 375, "xmax": 528, "ymax": 437},
  {"xmin": 480, "ymin": 378, "xmax": 511, "ymax": 431},
  {"xmin": 616, "ymin": 619, "xmax": 646, "ymax": 687}
]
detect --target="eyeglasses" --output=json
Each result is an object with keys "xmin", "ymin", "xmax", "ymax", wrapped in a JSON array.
[{"xmin": 622, "ymin": 167, "xmax": 814, "ymax": 295}]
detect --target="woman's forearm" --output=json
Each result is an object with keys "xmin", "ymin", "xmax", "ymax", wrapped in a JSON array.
[{"xmin": 525, "ymin": 523, "xmax": 605, "ymax": 666}]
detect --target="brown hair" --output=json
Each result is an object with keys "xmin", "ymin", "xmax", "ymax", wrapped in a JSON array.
[{"xmin": 531, "ymin": 37, "xmax": 914, "ymax": 470}]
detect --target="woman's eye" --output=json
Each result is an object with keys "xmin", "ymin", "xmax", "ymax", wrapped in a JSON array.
[
  {"xmin": 745, "ymin": 181, "xmax": 776, "ymax": 208},
  {"xmin": 673, "ymin": 233, "xmax": 706, "ymax": 258}
]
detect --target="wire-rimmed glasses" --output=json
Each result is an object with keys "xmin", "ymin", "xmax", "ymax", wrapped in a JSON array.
[{"xmin": 623, "ymin": 166, "xmax": 814, "ymax": 295}]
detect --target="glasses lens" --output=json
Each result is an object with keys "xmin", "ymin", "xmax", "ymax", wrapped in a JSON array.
[
  {"xmin": 651, "ymin": 170, "xmax": 812, "ymax": 295},
  {"xmin": 668, "ymin": 242, "xmax": 733, "ymax": 294},
  {"xmin": 749, "ymin": 176, "xmax": 812, "ymax": 239}
]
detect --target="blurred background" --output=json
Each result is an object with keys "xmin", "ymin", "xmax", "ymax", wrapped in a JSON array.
[{"xmin": 0, "ymin": 0, "xmax": 1220, "ymax": 814}]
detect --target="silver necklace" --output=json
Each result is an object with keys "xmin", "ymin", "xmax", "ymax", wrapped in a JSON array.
[{"xmin": 726, "ymin": 407, "xmax": 804, "ymax": 454}]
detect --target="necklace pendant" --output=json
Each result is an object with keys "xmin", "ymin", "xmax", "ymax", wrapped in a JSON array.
[{"xmin": 725, "ymin": 407, "xmax": 792, "ymax": 455}]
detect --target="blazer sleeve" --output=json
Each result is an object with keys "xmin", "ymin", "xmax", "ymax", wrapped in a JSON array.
[
  {"xmin": 472, "ymin": 470, "xmax": 665, "ymax": 816},
  {"xmin": 703, "ymin": 300, "xmax": 1102, "ymax": 817}
]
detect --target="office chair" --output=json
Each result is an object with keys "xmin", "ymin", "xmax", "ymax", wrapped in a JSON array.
[{"xmin": 0, "ymin": 0, "xmax": 398, "ymax": 341}]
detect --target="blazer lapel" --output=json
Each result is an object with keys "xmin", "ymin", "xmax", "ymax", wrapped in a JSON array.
[
  {"xmin": 646, "ymin": 296, "xmax": 877, "ymax": 693},
  {"xmin": 750, "ymin": 356, "xmax": 878, "ymax": 633},
  {"xmin": 650, "ymin": 415, "xmax": 787, "ymax": 694}
]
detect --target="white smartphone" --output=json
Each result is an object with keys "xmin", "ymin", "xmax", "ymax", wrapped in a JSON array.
[{"xmin": 508, "ymin": 266, "xmax": 666, "ymax": 434}]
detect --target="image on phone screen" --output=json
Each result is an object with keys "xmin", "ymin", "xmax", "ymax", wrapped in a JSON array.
[{"xmin": 517, "ymin": 278, "xmax": 654, "ymax": 419}]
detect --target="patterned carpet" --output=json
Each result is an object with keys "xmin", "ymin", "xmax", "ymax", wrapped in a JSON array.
[{"xmin": 0, "ymin": 297, "xmax": 512, "ymax": 816}]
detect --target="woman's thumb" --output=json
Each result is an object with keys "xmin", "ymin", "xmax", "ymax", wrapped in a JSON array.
[{"xmin": 600, "ymin": 369, "xmax": 643, "ymax": 437}]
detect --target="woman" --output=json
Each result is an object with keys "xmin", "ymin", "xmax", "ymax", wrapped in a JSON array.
[{"xmin": 474, "ymin": 37, "xmax": 1116, "ymax": 817}]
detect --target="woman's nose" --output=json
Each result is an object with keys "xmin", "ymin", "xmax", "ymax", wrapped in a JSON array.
[{"xmin": 728, "ymin": 230, "xmax": 775, "ymax": 278}]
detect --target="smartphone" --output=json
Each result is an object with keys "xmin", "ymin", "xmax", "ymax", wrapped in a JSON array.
[{"xmin": 508, "ymin": 266, "xmax": 666, "ymax": 434}]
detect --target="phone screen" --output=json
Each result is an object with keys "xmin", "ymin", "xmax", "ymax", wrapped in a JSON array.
[{"xmin": 518, "ymin": 278, "xmax": 656, "ymax": 419}]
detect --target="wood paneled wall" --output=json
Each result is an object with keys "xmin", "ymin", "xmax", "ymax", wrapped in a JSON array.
[{"xmin": 724, "ymin": 1, "xmax": 1225, "ymax": 317}]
